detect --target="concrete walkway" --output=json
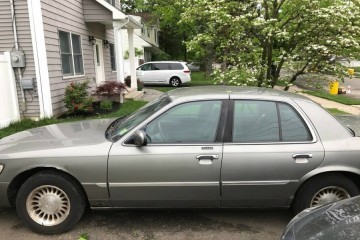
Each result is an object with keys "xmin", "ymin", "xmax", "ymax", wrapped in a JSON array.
[{"xmin": 140, "ymin": 87, "xmax": 360, "ymax": 115}]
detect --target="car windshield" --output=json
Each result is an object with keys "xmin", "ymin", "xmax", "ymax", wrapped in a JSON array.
[{"xmin": 109, "ymin": 94, "xmax": 171, "ymax": 142}]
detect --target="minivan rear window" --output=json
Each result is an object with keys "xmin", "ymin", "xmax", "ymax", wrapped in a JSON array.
[
  {"xmin": 153, "ymin": 63, "xmax": 169, "ymax": 70},
  {"xmin": 170, "ymin": 63, "xmax": 184, "ymax": 70}
]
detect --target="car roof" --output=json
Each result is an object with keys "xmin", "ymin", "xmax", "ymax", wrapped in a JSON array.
[
  {"xmin": 145, "ymin": 61, "xmax": 186, "ymax": 64},
  {"xmin": 166, "ymin": 86, "xmax": 311, "ymax": 102}
]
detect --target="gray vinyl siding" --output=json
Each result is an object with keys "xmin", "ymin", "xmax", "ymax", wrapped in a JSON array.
[
  {"xmin": 115, "ymin": 0, "xmax": 121, "ymax": 10},
  {"xmin": 41, "ymin": 0, "xmax": 113, "ymax": 116},
  {"xmin": 83, "ymin": 0, "xmax": 112, "ymax": 22},
  {"xmin": 0, "ymin": 0, "xmax": 40, "ymax": 118}
]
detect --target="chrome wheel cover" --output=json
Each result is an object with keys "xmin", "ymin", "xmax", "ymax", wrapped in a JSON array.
[
  {"xmin": 310, "ymin": 186, "xmax": 350, "ymax": 207},
  {"xmin": 26, "ymin": 185, "xmax": 70, "ymax": 226}
]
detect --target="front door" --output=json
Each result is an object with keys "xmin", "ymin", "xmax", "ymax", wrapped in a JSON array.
[
  {"xmin": 94, "ymin": 39, "xmax": 105, "ymax": 84},
  {"xmin": 108, "ymin": 100, "xmax": 224, "ymax": 208}
]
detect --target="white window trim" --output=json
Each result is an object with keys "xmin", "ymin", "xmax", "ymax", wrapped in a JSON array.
[{"xmin": 59, "ymin": 30, "xmax": 86, "ymax": 79}]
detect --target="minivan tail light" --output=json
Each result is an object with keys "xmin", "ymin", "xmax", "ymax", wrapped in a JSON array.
[{"xmin": 184, "ymin": 70, "xmax": 191, "ymax": 73}]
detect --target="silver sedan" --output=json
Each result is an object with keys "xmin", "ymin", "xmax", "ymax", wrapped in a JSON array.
[{"xmin": 0, "ymin": 86, "xmax": 359, "ymax": 234}]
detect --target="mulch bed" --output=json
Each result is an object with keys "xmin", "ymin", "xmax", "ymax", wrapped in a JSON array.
[{"xmin": 59, "ymin": 101, "xmax": 120, "ymax": 119}]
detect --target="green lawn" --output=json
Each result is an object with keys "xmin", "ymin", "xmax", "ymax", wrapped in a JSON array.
[
  {"xmin": 0, "ymin": 100, "xmax": 147, "ymax": 140},
  {"xmin": 326, "ymin": 108, "xmax": 349, "ymax": 115},
  {"xmin": 303, "ymin": 90, "xmax": 360, "ymax": 105}
]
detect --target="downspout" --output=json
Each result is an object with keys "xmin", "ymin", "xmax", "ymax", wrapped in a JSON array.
[
  {"xmin": 114, "ymin": 17, "xmax": 129, "ymax": 103},
  {"xmin": 10, "ymin": 0, "xmax": 26, "ymax": 113}
]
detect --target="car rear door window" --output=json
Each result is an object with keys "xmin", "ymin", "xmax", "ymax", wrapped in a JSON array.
[
  {"xmin": 232, "ymin": 100, "xmax": 312, "ymax": 142},
  {"xmin": 278, "ymin": 103, "xmax": 312, "ymax": 141},
  {"xmin": 170, "ymin": 63, "xmax": 184, "ymax": 70},
  {"xmin": 153, "ymin": 63, "xmax": 169, "ymax": 70},
  {"xmin": 233, "ymin": 101, "xmax": 280, "ymax": 142},
  {"xmin": 146, "ymin": 101, "xmax": 222, "ymax": 143}
]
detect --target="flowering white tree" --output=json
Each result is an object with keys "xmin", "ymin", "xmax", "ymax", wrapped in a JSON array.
[{"xmin": 178, "ymin": 0, "xmax": 360, "ymax": 89}]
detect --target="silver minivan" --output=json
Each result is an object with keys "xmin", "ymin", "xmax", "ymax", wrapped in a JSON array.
[{"xmin": 136, "ymin": 61, "xmax": 191, "ymax": 87}]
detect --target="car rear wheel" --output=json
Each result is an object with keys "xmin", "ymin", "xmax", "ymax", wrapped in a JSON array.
[
  {"xmin": 16, "ymin": 171, "xmax": 86, "ymax": 234},
  {"xmin": 169, "ymin": 77, "xmax": 181, "ymax": 87},
  {"xmin": 293, "ymin": 174, "xmax": 359, "ymax": 214}
]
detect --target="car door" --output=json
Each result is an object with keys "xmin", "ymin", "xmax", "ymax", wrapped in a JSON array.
[
  {"xmin": 152, "ymin": 63, "xmax": 170, "ymax": 83},
  {"xmin": 108, "ymin": 100, "xmax": 225, "ymax": 208},
  {"xmin": 136, "ymin": 63, "xmax": 154, "ymax": 83},
  {"xmin": 221, "ymin": 100, "xmax": 325, "ymax": 207}
]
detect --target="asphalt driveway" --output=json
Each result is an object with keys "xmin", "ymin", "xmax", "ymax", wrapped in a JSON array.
[{"xmin": 0, "ymin": 207, "xmax": 292, "ymax": 240}]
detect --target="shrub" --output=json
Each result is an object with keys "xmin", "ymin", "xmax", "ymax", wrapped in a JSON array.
[
  {"xmin": 93, "ymin": 81, "xmax": 127, "ymax": 97},
  {"xmin": 99, "ymin": 100, "xmax": 113, "ymax": 111},
  {"xmin": 64, "ymin": 81, "xmax": 93, "ymax": 114}
]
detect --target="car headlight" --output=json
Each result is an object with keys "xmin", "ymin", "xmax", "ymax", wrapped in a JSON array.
[{"xmin": 0, "ymin": 164, "xmax": 4, "ymax": 174}]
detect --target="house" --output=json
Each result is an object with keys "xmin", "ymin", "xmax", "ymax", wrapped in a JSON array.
[
  {"xmin": 0, "ymin": 0, "xmax": 142, "ymax": 128},
  {"xmin": 121, "ymin": 12, "xmax": 163, "ymax": 77}
]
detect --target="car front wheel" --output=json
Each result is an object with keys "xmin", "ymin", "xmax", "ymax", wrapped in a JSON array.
[
  {"xmin": 169, "ymin": 77, "xmax": 181, "ymax": 87},
  {"xmin": 16, "ymin": 171, "xmax": 86, "ymax": 234},
  {"xmin": 293, "ymin": 173, "xmax": 359, "ymax": 214}
]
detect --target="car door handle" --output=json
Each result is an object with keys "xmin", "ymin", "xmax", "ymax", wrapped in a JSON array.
[
  {"xmin": 196, "ymin": 155, "xmax": 219, "ymax": 161},
  {"xmin": 292, "ymin": 154, "xmax": 313, "ymax": 159},
  {"xmin": 292, "ymin": 154, "xmax": 312, "ymax": 164}
]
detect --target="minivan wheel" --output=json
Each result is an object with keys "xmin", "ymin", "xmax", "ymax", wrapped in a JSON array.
[
  {"xmin": 293, "ymin": 174, "xmax": 359, "ymax": 214},
  {"xmin": 16, "ymin": 171, "xmax": 86, "ymax": 234},
  {"xmin": 169, "ymin": 77, "xmax": 181, "ymax": 87}
]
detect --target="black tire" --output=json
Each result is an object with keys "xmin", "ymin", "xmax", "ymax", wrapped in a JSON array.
[
  {"xmin": 293, "ymin": 173, "xmax": 359, "ymax": 214},
  {"xmin": 16, "ymin": 171, "xmax": 86, "ymax": 234},
  {"xmin": 169, "ymin": 77, "xmax": 181, "ymax": 87}
]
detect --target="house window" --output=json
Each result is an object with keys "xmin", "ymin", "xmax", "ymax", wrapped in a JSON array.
[
  {"xmin": 154, "ymin": 29, "xmax": 157, "ymax": 42},
  {"xmin": 105, "ymin": 0, "xmax": 115, "ymax": 6},
  {"xmin": 59, "ymin": 30, "xmax": 84, "ymax": 77},
  {"xmin": 141, "ymin": 23, "xmax": 144, "ymax": 34},
  {"xmin": 147, "ymin": 27, "xmax": 150, "ymax": 37},
  {"xmin": 109, "ymin": 43, "xmax": 116, "ymax": 71}
]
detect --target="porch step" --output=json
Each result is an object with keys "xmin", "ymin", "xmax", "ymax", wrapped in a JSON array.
[{"xmin": 124, "ymin": 88, "xmax": 144, "ymax": 100}]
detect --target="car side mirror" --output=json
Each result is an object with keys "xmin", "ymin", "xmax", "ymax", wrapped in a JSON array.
[{"xmin": 133, "ymin": 130, "xmax": 147, "ymax": 146}]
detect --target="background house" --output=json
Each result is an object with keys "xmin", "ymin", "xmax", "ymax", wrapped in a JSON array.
[
  {"xmin": 121, "ymin": 12, "xmax": 163, "ymax": 77},
  {"xmin": 0, "ymin": 0, "xmax": 141, "ymax": 128}
]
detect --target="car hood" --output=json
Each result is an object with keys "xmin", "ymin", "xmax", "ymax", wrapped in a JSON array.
[
  {"xmin": 287, "ymin": 197, "xmax": 360, "ymax": 240},
  {"xmin": 0, "ymin": 119, "xmax": 113, "ymax": 155}
]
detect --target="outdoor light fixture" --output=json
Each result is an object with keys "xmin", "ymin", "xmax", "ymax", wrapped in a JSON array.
[
  {"xmin": 103, "ymin": 40, "xmax": 110, "ymax": 48},
  {"xmin": 88, "ymin": 36, "xmax": 96, "ymax": 45}
]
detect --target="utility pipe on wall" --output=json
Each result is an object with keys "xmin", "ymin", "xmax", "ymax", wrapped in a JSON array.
[{"xmin": 10, "ymin": 0, "xmax": 26, "ymax": 112}]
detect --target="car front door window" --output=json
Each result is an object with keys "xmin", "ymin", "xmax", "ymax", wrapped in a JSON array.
[{"xmin": 146, "ymin": 101, "xmax": 222, "ymax": 143}]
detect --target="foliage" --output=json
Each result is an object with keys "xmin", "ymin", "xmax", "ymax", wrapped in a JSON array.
[
  {"xmin": 78, "ymin": 233, "xmax": 89, "ymax": 240},
  {"xmin": 64, "ymin": 81, "xmax": 93, "ymax": 114},
  {"xmin": 93, "ymin": 81, "xmax": 127, "ymax": 97},
  {"xmin": 151, "ymin": 0, "xmax": 360, "ymax": 89},
  {"xmin": 0, "ymin": 100, "xmax": 148, "ymax": 140},
  {"xmin": 152, "ymin": 52, "xmax": 171, "ymax": 61},
  {"xmin": 123, "ymin": 47, "xmax": 144, "ymax": 59},
  {"xmin": 99, "ymin": 100, "xmax": 113, "ymax": 111}
]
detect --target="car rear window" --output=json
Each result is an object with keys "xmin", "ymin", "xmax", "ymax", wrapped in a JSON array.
[{"xmin": 170, "ymin": 63, "xmax": 184, "ymax": 70}]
